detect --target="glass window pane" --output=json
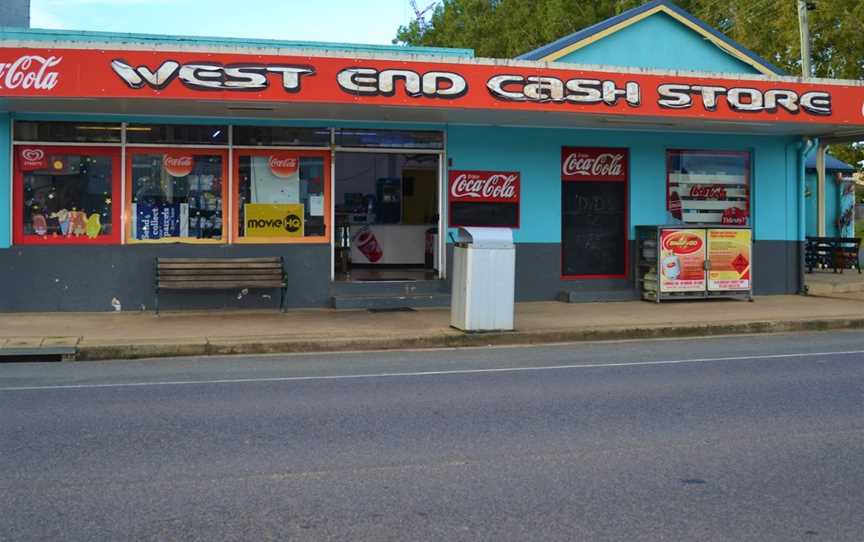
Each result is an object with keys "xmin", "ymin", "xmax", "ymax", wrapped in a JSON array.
[
  {"xmin": 667, "ymin": 151, "xmax": 750, "ymax": 226},
  {"xmin": 131, "ymin": 153, "xmax": 224, "ymax": 240},
  {"xmin": 127, "ymin": 124, "xmax": 228, "ymax": 145},
  {"xmin": 20, "ymin": 151, "xmax": 114, "ymax": 239},
  {"xmin": 334, "ymin": 129, "xmax": 443, "ymax": 149},
  {"xmin": 238, "ymin": 153, "xmax": 326, "ymax": 238},
  {"xmin": 233, "ymin": 126, "xmax": 330, "ymax": 147},
  {"xmin": 14, "ymin": 121, "xmax": 122, "ymax": 143}
]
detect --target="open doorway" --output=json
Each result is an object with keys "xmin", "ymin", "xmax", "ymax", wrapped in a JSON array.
[{"xmin": 334, "ymin": 151, "xmax": 441, "ymax": 282}]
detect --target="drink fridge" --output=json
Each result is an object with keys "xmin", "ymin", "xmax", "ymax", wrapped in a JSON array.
[{"xmin": 636, "ymin": 225, "xmax": 753, "ymax": 302}]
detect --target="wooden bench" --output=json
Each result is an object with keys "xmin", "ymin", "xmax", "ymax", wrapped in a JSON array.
[
  {"xmin": 805, "ymin": 237, "xmax": 861, "ymax": 274},
  {"xmin": 155, "ymin": 257, "xmax": 287, "ymax": 314}
]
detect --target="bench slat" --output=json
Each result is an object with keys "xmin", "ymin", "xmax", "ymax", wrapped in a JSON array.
[
  {"xmin": 157, "ymin": 258, "xmax": 282, "ymax": 264},
  {"xmin": 158, "ymin": 263, "xmax": 283, "ymax": 270},
  {"xmin": 159, "ymin": 269, "xmax": 283, "ymax": 276},
  {"xmin": 159, "ymin": 281, "xmax": 285, "ymax": 290},
  {"xmin": 160, "ymin": 274, "xmax": 283, "ymax": 282}
]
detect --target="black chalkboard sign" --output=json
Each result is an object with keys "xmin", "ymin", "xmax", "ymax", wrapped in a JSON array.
[
  {"xmin": 450, "ymin": 202, "xmax": 519, "ymax": 228},
  {"xmin": 561, "ymin": 181, "xmax": 627, "ymax": 277}
]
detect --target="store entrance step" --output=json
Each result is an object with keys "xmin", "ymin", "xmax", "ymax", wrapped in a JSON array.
[
  {"xmin": 556, "ymin": 289, "xmax": 639, "ymax": 303},
  {"xmin": 330, "ymin": 279, "xmax": 449, "ymax": 297},
  {"xmin": 332, "ymin": 292, "xmax": 451, "ymax": 310}
]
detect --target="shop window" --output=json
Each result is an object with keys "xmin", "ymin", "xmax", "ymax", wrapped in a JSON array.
[
  {"xmin": 235, "ymin": 151, "xmax": 329, "ymax": 242},
  {"xmin": 334, "ymin": 129, "xmax": 443, "ymax": 149},
  {"xmin": 126, "ymin": 124, "xmax": 228, "ymax": 145},
  {"xmin": 233, "ymin": 126, "xmax": 330, "ymax": 147},
  {"xmin": 13, "ymin": 121, "xmax": 122, "ymax": 143},
  {"xmin": 128, "ymin": 151, "xmax": 226, "ymax": 242},
  {"xmin": 667, "ymin": 150, "xmax": 750, "ymax": 226},
  {"xmin": 14, "ymin": 146, "xmax": 120, "ymax": 244}
]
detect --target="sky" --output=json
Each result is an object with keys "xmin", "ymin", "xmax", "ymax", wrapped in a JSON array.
[{"xmin": 29, "ymin": 0, "xmax": 423, "ymax": 45}]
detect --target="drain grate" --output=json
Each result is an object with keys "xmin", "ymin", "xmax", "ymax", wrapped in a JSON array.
[{"xmin": 367, "ymin": 307, "xmax": 417, "ymax": 313}]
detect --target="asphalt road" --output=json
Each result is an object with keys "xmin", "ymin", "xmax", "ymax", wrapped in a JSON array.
[{"xmin": 3, "ymin": 331, "xmax": 864, "ymax": 541}]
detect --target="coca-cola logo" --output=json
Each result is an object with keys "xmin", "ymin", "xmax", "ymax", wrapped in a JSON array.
[
  {"xmin": 19, "ymin": 148, "xmax": 48, "ymax": 171},
  {"xmin": 662, "ymin": 231, "xmax": 703, "ymax": 255},
  {"xmin": 689, "ymin": 184, "xmax": 727, "ymax": 200},
  {"xmin": 449, "ymin": 171, "xmax": 520, "ymax": 202},
  {"xmin": 268, "ymin": 155, "xmax": 298, "ymax": 179},
  {"xmin": 0, "ymin": 55, "xmax": 62, "ymax": 90},
  {"xmin": 561, "ymin": 148, "xmax": 627, "ymax": 181},
  {"xmin": 163, "ymin": 154, "xmax": 193, "ymax": 177}
]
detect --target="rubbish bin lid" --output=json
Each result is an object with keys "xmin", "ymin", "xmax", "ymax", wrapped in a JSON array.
[{"xmin": 455, "ymin": 227, "xmax": 514, "ymax": 248}]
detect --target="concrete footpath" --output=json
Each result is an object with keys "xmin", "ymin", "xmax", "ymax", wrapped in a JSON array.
[{"xmin": 1, "ymin": 294, "xmax": 863, "ymax": 361}]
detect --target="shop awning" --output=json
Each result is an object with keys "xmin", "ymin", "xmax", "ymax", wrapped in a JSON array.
[{"xmin": 1, "ymin": 42, "xmax": 863, "ymax": 139}]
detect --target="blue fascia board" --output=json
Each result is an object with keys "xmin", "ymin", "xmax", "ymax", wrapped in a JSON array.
[
  {"xmin": 0, "ymin": 26, "xmax": 475, "ymax": 59},
  {"xmin": 517, "ymin": 0, "xmax": 785, "ymax": 75}
]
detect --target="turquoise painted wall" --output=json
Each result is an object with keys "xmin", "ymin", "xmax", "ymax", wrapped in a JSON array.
[
  {"xmin": 446, "ymin": 125, "xmax": 799, "ymax": 242},
  {"xmin": 555, "ymin": 13, "xmax": 761, "ymax": 75},
  {"xmin": 0, "ymin": 113, "xmax": 9, "ymax": 248},
  {"xmin": 805, "ymin": 172, "xmax": 854, "ymax": 237},
  {"xmin": 1, "ymin": 114, "xmax": 802, "ymax": 249}
]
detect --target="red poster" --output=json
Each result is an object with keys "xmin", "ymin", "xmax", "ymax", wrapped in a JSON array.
[
  {"xmin": 561, "ymin": 147, "xmax": 628, "ymax": 182},
  {"xmin": 448, "ymin": 171, "xmax": 520, "ymax": 203}
]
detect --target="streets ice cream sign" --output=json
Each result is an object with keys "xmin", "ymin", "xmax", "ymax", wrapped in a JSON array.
[{"xmin": 1, "ymin": 48, "xmax": 863, "ymax": 125}]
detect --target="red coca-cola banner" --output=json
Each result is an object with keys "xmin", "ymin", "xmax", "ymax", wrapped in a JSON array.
[
  {"xmin": 448, "ymin": 170, "xmax": 520, "ymax": 203},
  {"xmin": 561, "ymin": 147, "xmax": 628, "ymax": 182}
]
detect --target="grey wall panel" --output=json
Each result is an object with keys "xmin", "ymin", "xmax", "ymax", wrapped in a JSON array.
[
  {"xmin": 752, "ymin": 240, "xmax": 801, "ymax": 295},
  {"xmin": 0, "ymin": 244, "xmax": 330, "ymax": 312},
  {"xmin": 0, "ymin": 240, "xmax": 799, "ymax": 312}
]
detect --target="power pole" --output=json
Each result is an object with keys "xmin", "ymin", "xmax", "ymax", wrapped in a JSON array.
[{"xmin": 796, "ymin": 0, "xmax": 812, "ymax": 77}]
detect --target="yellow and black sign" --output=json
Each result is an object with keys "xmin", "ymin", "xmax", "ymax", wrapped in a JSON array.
[{"xmin": 244, "ymin": 203, "xmax": 304, "ymax": 238}]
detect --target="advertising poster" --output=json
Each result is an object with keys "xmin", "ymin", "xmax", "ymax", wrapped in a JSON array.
[
  {"xmin": 133, "ymin": 202, "xmax": 188, "ymax": 240},
  {"xmin": 707, "ymin": 229, "xmax": 752, "ymax": 291},
  {"xmin": 244, "ymin": 203, "xmax": 304, "ymax": 238},
  {"xmin": 251, "ymin": 154, "xmax": 300, "ymax": 204},
  {"xmin": 659, "ymin": 228, "xmax": 706, "ymax": 293}
]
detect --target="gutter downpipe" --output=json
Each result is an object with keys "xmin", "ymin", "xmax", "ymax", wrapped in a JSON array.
[{"xmin": 797, "ymin": 136, "xmax": 817, "ymax": 293}]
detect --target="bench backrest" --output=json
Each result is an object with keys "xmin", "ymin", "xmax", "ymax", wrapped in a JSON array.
[{"xmin": 156, "ymin": 257, "xmax": 285, "ymax": 290}]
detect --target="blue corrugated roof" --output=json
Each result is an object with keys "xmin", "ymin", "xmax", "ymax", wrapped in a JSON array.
[
  {"xmin": 0, "ymin": 26, "xmax": 475, "ymax": 59},
  {"xmin": 805, "ymin": 154, "xmax": 857, "ymax": 172},
  {"xmin": 517, "ymin": 0, "xmax": 785, "ymax": 75}
]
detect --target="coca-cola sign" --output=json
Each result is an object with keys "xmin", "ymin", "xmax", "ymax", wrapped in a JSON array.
[
  {"xmin": 561, "ymin": 147, "xmax": 628, "ymax": 182},
  {"xmin": 449, "ymin": 171, "xmax": 520, "ymax": 203},
  {"xmin": 0, "ymin": 55, "xmax": 61, "ymax": 90},
  {"xmin": 689, "ymin": 184, "xmax": 727, "ymax": 200},
  {"xmin": 163, "ymin": 154, "xmax": 193, "ymax": 177},
  {"xmin": 268, "ymin": 154, "xmax": 298, "ymax": 179}
]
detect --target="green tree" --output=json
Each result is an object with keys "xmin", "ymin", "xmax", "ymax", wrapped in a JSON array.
[{"xmin": 395, "ymin": 0, "xmax": 864, "ymax": 170}]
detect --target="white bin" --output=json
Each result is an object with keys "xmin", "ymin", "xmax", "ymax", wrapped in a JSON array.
[{"xmin": 450, "ymin": 227, "xmax": 515, "ymax": 332}]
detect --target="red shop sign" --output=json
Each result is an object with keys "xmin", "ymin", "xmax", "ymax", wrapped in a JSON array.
[
  {"xmin": 267, "ymin": 153, "xmax": 298, "ymax": 178},
  {"xmin": 0, "ymin": 48, "xmax": 863, "ymax": 127},
  {"xmin": 448, "ymin": 170, "xmax": 520, "ymax": 204},
  {"xmin": 561, "ymin": 147, "xmax": 628, "ymax": 182}
]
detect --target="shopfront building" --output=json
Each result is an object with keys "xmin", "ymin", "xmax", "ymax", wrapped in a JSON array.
[{"xmin": 1, "ymin": 0, "xmax": 863, "ymax": 312}]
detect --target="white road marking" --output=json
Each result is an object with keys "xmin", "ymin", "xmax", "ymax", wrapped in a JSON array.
[{"xmin": 2, "ymin": 349, "xmax": 864, "ymax": 392}]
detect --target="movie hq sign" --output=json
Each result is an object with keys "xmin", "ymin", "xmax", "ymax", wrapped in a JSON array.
[{"xmin": 1, "ymin": 49, "xmax": 863, "ymax": 125}]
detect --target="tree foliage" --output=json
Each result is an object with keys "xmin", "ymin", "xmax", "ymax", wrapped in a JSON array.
[{"xmin": 395, "ymin": 0, "xmax": 864, "ymax": 168}]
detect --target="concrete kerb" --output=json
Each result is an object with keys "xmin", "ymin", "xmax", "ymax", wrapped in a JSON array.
[{"xmin": 72, "ymin": 316, "xmax": 864, "ymax": 361}]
